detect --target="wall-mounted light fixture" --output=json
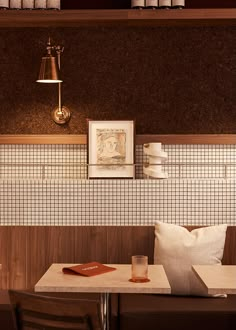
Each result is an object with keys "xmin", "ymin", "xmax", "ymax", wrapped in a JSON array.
[{"xmin": 37, "ymin": 38, "xmax": 71, "ymax": 125}]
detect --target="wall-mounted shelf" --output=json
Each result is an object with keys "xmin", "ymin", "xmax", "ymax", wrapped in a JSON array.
[
  {"xmin": 0, "ymin": 134, "xmax": 236, "ymax": 145},
  {"xmin": 128, "ymin": 8, "xmax": 236, "ymax": 26},
  {"xmin": 0, "ymin": 9, "xmax": 235, "ymax": 27}
]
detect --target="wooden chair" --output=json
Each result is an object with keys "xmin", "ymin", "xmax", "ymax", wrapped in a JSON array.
[{"xmin": 8, "ymin": 290, "xmax": 102, "ymax": 330}]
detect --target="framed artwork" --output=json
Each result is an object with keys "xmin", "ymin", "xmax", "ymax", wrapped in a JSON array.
[{"xmin": 87, "ymin": 120, "xmax": 135, "ymax": 178}]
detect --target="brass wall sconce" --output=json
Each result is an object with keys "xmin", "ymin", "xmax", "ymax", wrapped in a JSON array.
[{"xmin": 37, "ymin": 38, "xmax": 71, "ymax": 125}]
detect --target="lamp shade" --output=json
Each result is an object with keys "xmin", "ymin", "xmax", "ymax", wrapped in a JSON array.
[{"xmin": 37, "ymin": 55, "xmax": 62, "ymax": 83}]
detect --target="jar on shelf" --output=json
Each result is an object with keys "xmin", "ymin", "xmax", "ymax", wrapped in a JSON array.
[
  {"xmin": 0, "ymin": 0, "xmax": 9, "ymax": 9},
  {"xmin": 46, "ymin": 0, "xmax": 60, "ymax": 10},
  {"xmin": 172, "ymin": 0, "xmax": 185, "ymax": 9},
  {"xmin": 10, "ymin": 0, "xmax": 21, "ymax": 9},
  {"xmin": 35, "ymin": 0, "xmax": 46, "ymax": 9},
  {"xmin": 159, "ymin": 0, "xmax": 171, "ymax": 9},
  {"xmin": 22, "ymin": 0, "xmax": 34, "ymax": 9},
  {"xmin": 145, "ymin": 0, "xmax": 158, "ymax": 10},
  {"xmin": 131, "ymin": 0, "xmax": 145, "ymax": 9}
]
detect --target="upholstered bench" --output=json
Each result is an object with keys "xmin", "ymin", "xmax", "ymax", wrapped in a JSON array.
[
  {"xmin": 118, "ymin": 293, "xmax": 236, "ymax": 330},
  {"xmin": 2, "ymin": 224, "xmax": 236, "ymax": 330},
  {"xmin": 116, "ymin": 224, "xmax": 236, "ymax": 330}
]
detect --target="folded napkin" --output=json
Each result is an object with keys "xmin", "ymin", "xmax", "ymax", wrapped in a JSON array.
[{"xmin": 62, "ymin": 262, "xmax": 116, "ymax": 277}]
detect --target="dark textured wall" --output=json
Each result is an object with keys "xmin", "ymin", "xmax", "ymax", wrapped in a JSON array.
[
  {"xmin": 0, "ymin": 26, "xmax": 235, "ymax": 134},
  {"xmin": 61, "ymin": 0, "xmax": 236, "ymax": 9}
]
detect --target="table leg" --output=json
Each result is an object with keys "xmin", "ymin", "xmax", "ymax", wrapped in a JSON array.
[{"xmin": 100, "ymin": 292, "xmax": 110, "ymax": 330}]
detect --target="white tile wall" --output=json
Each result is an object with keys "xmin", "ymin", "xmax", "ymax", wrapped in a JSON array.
[
  {"xmin": 0, "ymin": 178, "xmax": 235, "ymax": 226},
  {"xmin": 0, "ymin": 144, "xmax": 235, "ymax": 226}
]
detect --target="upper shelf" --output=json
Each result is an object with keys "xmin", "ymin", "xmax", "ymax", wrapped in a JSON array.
[
  {"xmin": 1, "ymin": 134, "xmax": 236, "ymax": 145},
  {"xmin": 0, "ymin": 9, "xmax": 236, "ymax": 27}
]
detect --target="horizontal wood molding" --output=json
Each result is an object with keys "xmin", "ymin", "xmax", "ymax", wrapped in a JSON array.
[
  {"xmin": 136, "ymin": 134, "xmax": 236, "ymax": 145},
  {"xmin": 0, "ymin": 9, "xmax": 235, "ymax": 27},
  {"xmin": 0, "ymin": 135, "xmax": 86, "ymax": 145},
  {"xmin": 127, "ymin": 8, "xmax": 236, "ymax": 26},
  {"xmin": 0, "ymin": 134, "xmax": 236, "ymax": 145}
]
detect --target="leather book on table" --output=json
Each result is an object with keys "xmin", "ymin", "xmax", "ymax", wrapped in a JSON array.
[{"xmin": 62, "ymin": 262, "xmax": 116, "ymax": 277}]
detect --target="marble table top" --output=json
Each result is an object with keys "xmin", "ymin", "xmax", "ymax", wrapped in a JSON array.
[
  {"xmin": 35, "ymin": 263, "xmax": 171, "ymax": 294},
  {"xmin": 192, "ymin": 265, "xmax": 236, "ymax": 295}
]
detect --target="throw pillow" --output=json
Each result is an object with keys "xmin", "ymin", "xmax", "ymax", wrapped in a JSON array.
[{"xmin": 154, "ymin": 221, "xmax": 227, "ymax": 296}]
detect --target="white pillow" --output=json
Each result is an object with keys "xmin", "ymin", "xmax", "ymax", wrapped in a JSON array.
[{"xmin": 154, "ymin": 221, "xmax": 227, "ymax": 296}]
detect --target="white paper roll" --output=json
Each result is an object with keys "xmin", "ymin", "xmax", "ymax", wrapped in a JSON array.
[
  {"xmin": 143, "ymin": 142, "xmax": 168, "ymax": 179},
  {"xmin": 143, "ymin": 143, "xmax": 168, "ymax": 158},
  {"xmin": 143, "ymin": 166, "xmax": 168, "ymax": 179}
]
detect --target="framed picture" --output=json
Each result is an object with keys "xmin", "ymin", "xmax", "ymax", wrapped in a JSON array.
[{"xmin": 87, "ymin": 120, "xmax": 135, "ymax": 178}]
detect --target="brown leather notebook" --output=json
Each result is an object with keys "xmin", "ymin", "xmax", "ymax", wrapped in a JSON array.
[{"xmin": 62, "ymin": 262, "xmax": 116, "ymax": 277}]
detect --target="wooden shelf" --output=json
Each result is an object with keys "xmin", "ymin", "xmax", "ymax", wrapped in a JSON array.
[
  {"xmin": 1, "ymin": 134, "xmax": 236, "ymax": 145},
  {"xmin": 128, "ymin": 8, "xmax": 236, "ymax": 26},
  {"xmin": 0, "ymin": 9, "xmax": 235, "ymax": 27}
]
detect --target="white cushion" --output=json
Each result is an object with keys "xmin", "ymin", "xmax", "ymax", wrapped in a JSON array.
[{"xmin": 154, "ymin": 221, "xmax": 227, "ymax": 296}]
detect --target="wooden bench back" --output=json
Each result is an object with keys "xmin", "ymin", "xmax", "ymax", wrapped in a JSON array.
[
  {"xmin": 105, "ymin": 226, "xmax": 236, "ymax": 265},
  {"xmin": 0, "ymin": 225, "xmax": 235, "ymax": 290}
]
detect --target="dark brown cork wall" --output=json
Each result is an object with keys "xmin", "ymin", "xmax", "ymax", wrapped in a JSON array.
[
  {"xmin": 0, "ymin": 25, "xmax": 235, "ymax": 134},
  {"xmin": 61, "ymin": 0, "xmax": 236, "ymax": 10}
]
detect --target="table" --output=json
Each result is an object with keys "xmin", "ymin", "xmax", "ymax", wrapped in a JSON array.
[
  {"xmin": 192, "ymin": 265, "xmax": 236, "ymax": 295},
  {"xmin": 35, "ymin": 263, "xmax": 171, "ymax": 330}
]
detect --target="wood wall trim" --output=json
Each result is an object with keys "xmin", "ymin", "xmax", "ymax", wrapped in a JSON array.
[
  {"xmin": 0, "ymin": 135, "xmax": 86, "ymax": 145},
  {"xmin": 0, "ymin": 134, "xmax": 236, "ymax": 145},
  {"xmin": 136, "ymin": 134, "xmax": 236, "ymax": 145},
  {"xmin": 128, "ymin": 8, "xmax": 236, "ymax": 26},
  {"xmin": 0, "ymin": 9, "xmax": 235, "ymax": 27}
]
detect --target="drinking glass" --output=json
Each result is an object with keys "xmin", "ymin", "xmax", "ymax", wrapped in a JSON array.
[{"xmin": 131, "ymin": 255, "xmax": 149, "ymax": 282}]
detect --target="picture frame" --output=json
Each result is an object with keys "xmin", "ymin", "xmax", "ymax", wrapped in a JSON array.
[{"xmin": 87, "ymin": 120, "xmax": 135, "ymax": 179}]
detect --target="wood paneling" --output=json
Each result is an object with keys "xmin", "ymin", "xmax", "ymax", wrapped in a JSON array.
[
  {"xmin": 0, "ymin": 225, "xmax": 235, "ymax": 289},
  {"xmin": 27, "ymin": 227, "xmax": 48, "ymax": 290},
  {"xmin": 45, "ymin": 227, "xmax": 76, "ymax": 268},
  {"xmin": 74, "ymin": 227, "xmax": 107, "ymax": 264},
  {"xmin": 107, "ymin": 226, "xmax": 155, "ymax": 264},
  {"xmin": 107, "ymin": 227, "xmax": 131, "ymax": 264},
  {"xmin": 8, "ymin": 227, "xmax": 27, "ymax": 290},
  {"xmin": 0, "ymin": 227, "xmax": 9, "ymax": 290},
  {"xmin": 1, "ymin": 134, "xmax": 236, "ymax": 145}
]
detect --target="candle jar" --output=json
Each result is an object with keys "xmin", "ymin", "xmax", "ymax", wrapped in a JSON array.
[
  {"xmin": 22, "ymin": 0, "xmax": 34, "ymax": 9},
  {"xmin": 10, "ymin": 0, "xmax": 21, "ymax": 9},
  {"xmin": 35, "ymin": 0, "xmax": 46, "ymax": 9},
  {"xmin": 0, "ymin": 0, "xmax": 9, "ymax": 9},
  {"xmin": 47, "ymin": 0, "xmax": 60, "ymax": 9}
]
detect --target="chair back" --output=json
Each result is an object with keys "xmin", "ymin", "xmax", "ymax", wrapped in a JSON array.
[{"xmin": 8, "ymin": 290, "xmax": 102, "ymax": 330}]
